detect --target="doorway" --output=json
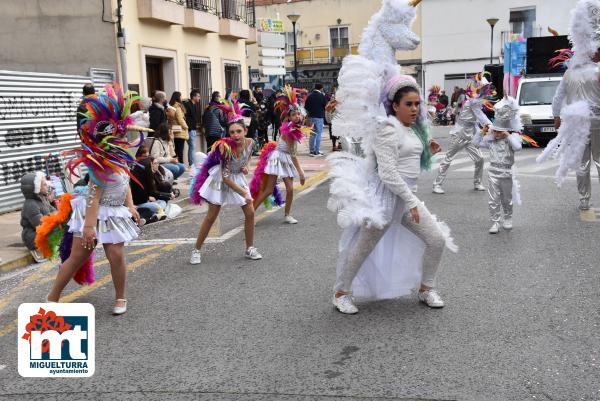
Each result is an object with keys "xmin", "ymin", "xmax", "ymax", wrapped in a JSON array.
[{"xmin": 146, "ymin": 57, "xmax": 164, "ymax": 97}]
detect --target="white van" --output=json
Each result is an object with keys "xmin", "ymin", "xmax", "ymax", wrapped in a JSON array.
[{"xmin": 516, "ymin": 76, "xmax": 562, "ymax": 144}]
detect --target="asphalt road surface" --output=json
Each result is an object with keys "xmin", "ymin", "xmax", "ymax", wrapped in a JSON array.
[{"xmin": 0, "ymin": 128, "xmax": 599, "ymax": 401}]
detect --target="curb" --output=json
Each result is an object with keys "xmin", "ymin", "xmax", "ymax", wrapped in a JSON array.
[{"xmin": 0, "ymin": 253, "xmax": 35, "ymax": 274}]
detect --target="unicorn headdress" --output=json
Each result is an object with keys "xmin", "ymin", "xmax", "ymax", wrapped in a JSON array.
[{"xmin": 66, "ymin": 83, "xmax": 143, "ymax": 187}]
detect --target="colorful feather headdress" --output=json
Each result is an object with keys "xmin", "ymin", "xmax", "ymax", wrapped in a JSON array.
[
  {"xmin": 274, "ymin": 85, "xmax": 302, "ymax": 122},
  {"xmin": 549, "ymin": 48, "xmax": 574, "ymax": 70},
  {"xmin": 66, "ymin": 83, "xmax": 143, "ymax": 187},
  {"xmin": 216, "ymin": 96, "xmax": 245, "ymax": 123},
  {"xmin": 466, "ymin": 72, "xmax": 497, "ymax": 111}
]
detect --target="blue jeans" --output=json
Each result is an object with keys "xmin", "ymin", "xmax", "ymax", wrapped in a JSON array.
[
  {"xmin": 187, "ymin": 130, "xmax": 196, "ymax": 167},
  {"xmin": 137, "ymin": 200, "xmax": 167, "ymax": 214},
  {"xmin": 162, "ymin": 163, "xmax": 185, "ymax": 179},
  {"xmin": 309, "ymin": 117, "xmax": 324, "ymax": 154}
]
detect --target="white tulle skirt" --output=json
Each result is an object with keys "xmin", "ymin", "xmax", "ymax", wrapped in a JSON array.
[
  {"xmin": 335, "ymin": 175, "xmax": 426, "ymax": 301},
  {"xmin": 68, "ymin": 196, "xmax": 140, "ymax": 245},
  {"xmin": 264, "ymin": 150, "xmax": 298, "ymax": 178},
  {"xmin": 199, "ymin": 165, "xmax": 249, "ymax": 206}
]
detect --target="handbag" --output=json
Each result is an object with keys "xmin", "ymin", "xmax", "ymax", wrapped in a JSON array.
[{"xmin": 170, "ymin": 124, "xmax": 183, "ymax": 133}]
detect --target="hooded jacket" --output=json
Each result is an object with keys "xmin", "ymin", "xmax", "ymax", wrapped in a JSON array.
[{"xmin": 20, "ymin": 172, "xmax": 55, "ymax": 250}]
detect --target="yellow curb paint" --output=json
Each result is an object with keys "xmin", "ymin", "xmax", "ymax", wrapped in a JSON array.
[
  {"xmin": 293, "ymin": 170, "xmax": 328, "ymax": 191},
  {"xmin": 580, "ymin": 209, "xmax": 599, "ymax": 222},
  {"xmin": 0, "ymin": 245, "xmax": 179, "ymax": 337}
]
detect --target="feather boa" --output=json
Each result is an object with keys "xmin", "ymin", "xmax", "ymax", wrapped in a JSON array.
[
  {"xmin": 190, "ymin": 138, "xmax": 238, "ymax": 205},
  {"xmin": 249, "ymin": 142, "xmax": 285, "ymax": 208},
  {"xmin": 35, "ymin": 193, "xmax": 95, "ymax": 285},
  {"xmin": 536, "ymin": 100, "xmax": 592, "ymax": 186},
  {"xmin": 279, "ymin": 121, "xmax": 311, "ymax": 143}
]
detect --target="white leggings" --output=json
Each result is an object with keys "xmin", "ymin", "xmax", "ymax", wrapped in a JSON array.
[{"xmin": 334, "ymin": 202, "xmax": 446, "ymax": 293}]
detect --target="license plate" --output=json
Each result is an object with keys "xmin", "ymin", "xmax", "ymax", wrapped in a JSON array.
[{"xmin": 541, "ymin": 127, "xmax": 556, "ymax": 133}]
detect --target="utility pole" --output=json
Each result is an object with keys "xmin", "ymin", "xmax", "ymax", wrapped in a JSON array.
[{"xmin": 116, "ymin": 0, "xmax": 128, "ymax": 90}]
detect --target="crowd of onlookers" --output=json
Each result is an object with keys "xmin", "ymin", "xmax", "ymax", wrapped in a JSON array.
[{"xmin": 18, "ymin": 82, "xmax": 339, "ymax": 262}]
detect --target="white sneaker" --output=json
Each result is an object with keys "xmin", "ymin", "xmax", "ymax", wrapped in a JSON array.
[
  {"xmin": 333, "ymin": 294, "xmax": 358, "ymax": 314},
  {"xmin": 245, "ymin": 246, "xmax": 263, "ymax": 260},
  {"xmin": 502, "ymin": 218, "xmax": 513, "ymax": 230},
  {"xmin": 190, "ymin": 249, "xmax": 202, "ymax": 265},
  {"xmin": 489, "ymin": 222, "xmax": 500, "ymax": 234},
  {"xmin": 432, "ymin": 185, "xmax": 445, "ymax": 194},
  {"xmin": 474, "ymin": 183, "xmax": 486, "ymax": 191},
  {"xmin": 418, "ymin": 289, "xmax": 445, "ymax": 308},
  {"xmin": 284, "ymin": 215, "xmax": 298, "ymax": 224},
  {"xmin": 30, "ymin": 249, "xmax": 47, "ymax": 263},
  {"xmin": 308, "ymin": 153, "xmax": 316, "ymax": 157}
]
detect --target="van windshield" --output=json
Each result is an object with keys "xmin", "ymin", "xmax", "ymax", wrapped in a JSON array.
[{"xmin": 519, "ymin": 80, "xmax": 561, "ymax": 106}]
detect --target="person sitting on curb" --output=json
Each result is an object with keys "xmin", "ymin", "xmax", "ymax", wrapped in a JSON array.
[{"xmin": 20, "ymin": 172, "xmax": 56, "ymax": 263}]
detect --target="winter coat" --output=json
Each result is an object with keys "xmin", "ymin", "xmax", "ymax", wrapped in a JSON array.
[
  {"xmin": 168, "ymin": 102, "xmax": 189, "ymax": 140},
  {"xmin": 304, "ymin": 90, "xmax": 327, "ymax": 119},
  {"xmin": 20, "ymin": 173, "xmax": 55, "ymax": 251},
  {"xmin": 202, "ymin": 105, "xmax": 227, "ymax": 138},
  {"xmin": 184, "ymin": 100, "xmax": 200, "ymax": 131},
  {"xmin": 150, "ymin": 138, "xmax": 177, "ymax": 164},
  {"xmin": 149, "ymin": 103, "xmax": 167, "ymax": 132}
]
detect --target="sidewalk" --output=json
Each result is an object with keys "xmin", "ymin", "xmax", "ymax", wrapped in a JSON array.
[{"xmin": 0, "ymin": 135, "xmax": 334, "ymax": 274}]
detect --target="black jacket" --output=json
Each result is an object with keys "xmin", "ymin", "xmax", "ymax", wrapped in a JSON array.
[
  {"xmin": 202, "ymin": 105, "xmax": 227, "ymax": 138},
  {"xmin": 20, "ymin": 173, "xmax": 55, "ymax": 251},
  {"xmin": 148, "ymin": 103, "xmax": 167, "ymax": 132},
  {"xmin": 304, "ymin": 90, "xmax": 327, "ymax": 119},
  {"xmin": 184, "ymin": 100, "xmax": 200, "ymax": 131}
]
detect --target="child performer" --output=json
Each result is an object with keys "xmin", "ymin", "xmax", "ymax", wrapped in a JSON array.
[
  {"xmin": 42, "ymin": 84, "xmax": 143, "ymax": 315},
  {"xmin": 432, "ymin": 73, "xmax": 496, "ymax": 194},
  {"xmin": 250, "ymin": 86, "xmax": 308, "ymax": 224},
  {"xmin": 189, "ymin": 100, "xmax": 262, "ymax": 264},
  {"xmin": 473, "ymin": 97, "xmax": 526, "ymax": 234}
]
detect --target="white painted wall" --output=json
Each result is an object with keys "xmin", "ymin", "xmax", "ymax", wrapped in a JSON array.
[{"xmin": 421, "ymin": 0, "xmax": 578, "ymax": 91}]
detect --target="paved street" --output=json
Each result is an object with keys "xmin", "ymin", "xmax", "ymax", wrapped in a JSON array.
[{"xmin": 0, "ymin": 126, "xmax": 599, "ymax": 401}]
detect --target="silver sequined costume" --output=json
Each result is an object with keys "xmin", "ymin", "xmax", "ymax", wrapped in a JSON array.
[
  {"xmin": 68, "ymin": 172, "xmax": 139, "ymax": 244},
  {"xmin": 552, "ymin": 61, "xmax": 600, "ymax": 204},
  {"xmin": 433, "ymin": 98, "xmax": 491, "ymax": 188},
  {"xmin": 475, "ymin": 133, "xmax": 523, "ymax": 222}
]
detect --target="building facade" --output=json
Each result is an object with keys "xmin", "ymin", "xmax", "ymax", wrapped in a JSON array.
[
  {"xmin": 122, "ymin": 0, "xmax": 257, "ymax": 107},
  {"xmin": 248, "ymin": 0, "xmax": 422, "ymax": 91},
  {"xmin": 420, "ymin": 0, "xmax": 578, "ymax": 92}
]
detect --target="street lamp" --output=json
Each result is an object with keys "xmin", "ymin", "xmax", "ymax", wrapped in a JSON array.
[
  {"xmin": 487, "ymin": 18, "xmax": 499, "ymax": 65},
  {"xmin": 287, "ymin": 13, "xmax": 301, "ymax": 84}
]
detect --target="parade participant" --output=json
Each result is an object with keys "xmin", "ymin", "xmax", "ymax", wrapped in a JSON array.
[
  {"xmin": 539, "ymin": 0, "xmax": 600, "ymax": 210},
  {"xmin": 432, "ymin": 72, "xmax": 496, "ymax": 194},
  {"xmin": 189, "ymin": 100, "xmax": 262, "ymax": 265},
  {"xmin": 250, "ymin": 86, "xmax": 308, "ymax": 224},
  {"xmin": 328, "ymin": 73, "xmax": 457, "ymax": 314},
  {"xmin": 473, "ymin": 97, "xmax": 525, "ymax": 234},
  {"xmin": 42, "ymin": 84, "xmax": 142, "ymax": 315}
]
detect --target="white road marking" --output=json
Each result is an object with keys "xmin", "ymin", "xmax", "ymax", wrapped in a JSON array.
[{"xmin": 127, "ymin": 177, "xmax": 329, "ymax": 247}]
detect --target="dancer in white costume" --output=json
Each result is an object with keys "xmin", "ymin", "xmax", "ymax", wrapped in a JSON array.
[
  {"xmin": 540, "ymin": 0, "xmax": 600, "ymax": 210},
  {"xmin": 329, "ymin": 72, "xmax": 458, "ymax": 314}
]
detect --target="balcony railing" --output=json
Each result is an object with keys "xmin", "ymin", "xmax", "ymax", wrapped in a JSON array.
[
  {"xmin": 220, "ymin": 0, "xmax": 255, "ymax": 27},
  {"xmin": 186, "ymin": 0, "xmax": 219, "ymax": 15},
  {"xmin": 292, "ymin": 44, "xmax": 359, "ymax": 65}
]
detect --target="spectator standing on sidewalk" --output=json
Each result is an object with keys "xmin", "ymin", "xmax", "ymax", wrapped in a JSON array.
[
  {"xmin": 253, "ymin": 86, "xmax": 264, "ymax": 104},
  {"xmin": 149, "ymin": 91, "xmax": 168, "ymax": 133},
  {"xmin": 184, "ymin": 90, "xmax": 201, "ymax": 167},
  {"xmin": 304, "ymin": 83, "xmax": 328, "ymax": 156},
  {"xmin": 202, "ymin": 91, "xmax": 227, "ymax": 149},
  {"xmin": 168, "ymin": 91, "xmax": 189, "ymax": 164},
  {"xmin": 20, "ymin": 172, "xmax": 56, "ymax": 263},
  {"xmin": 76, "ymin": 83, "xmax": 96, "ymax": 130},
  {"xmin": 150, "ymin": 123, "xmax": 186, "ymax": 180}
]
